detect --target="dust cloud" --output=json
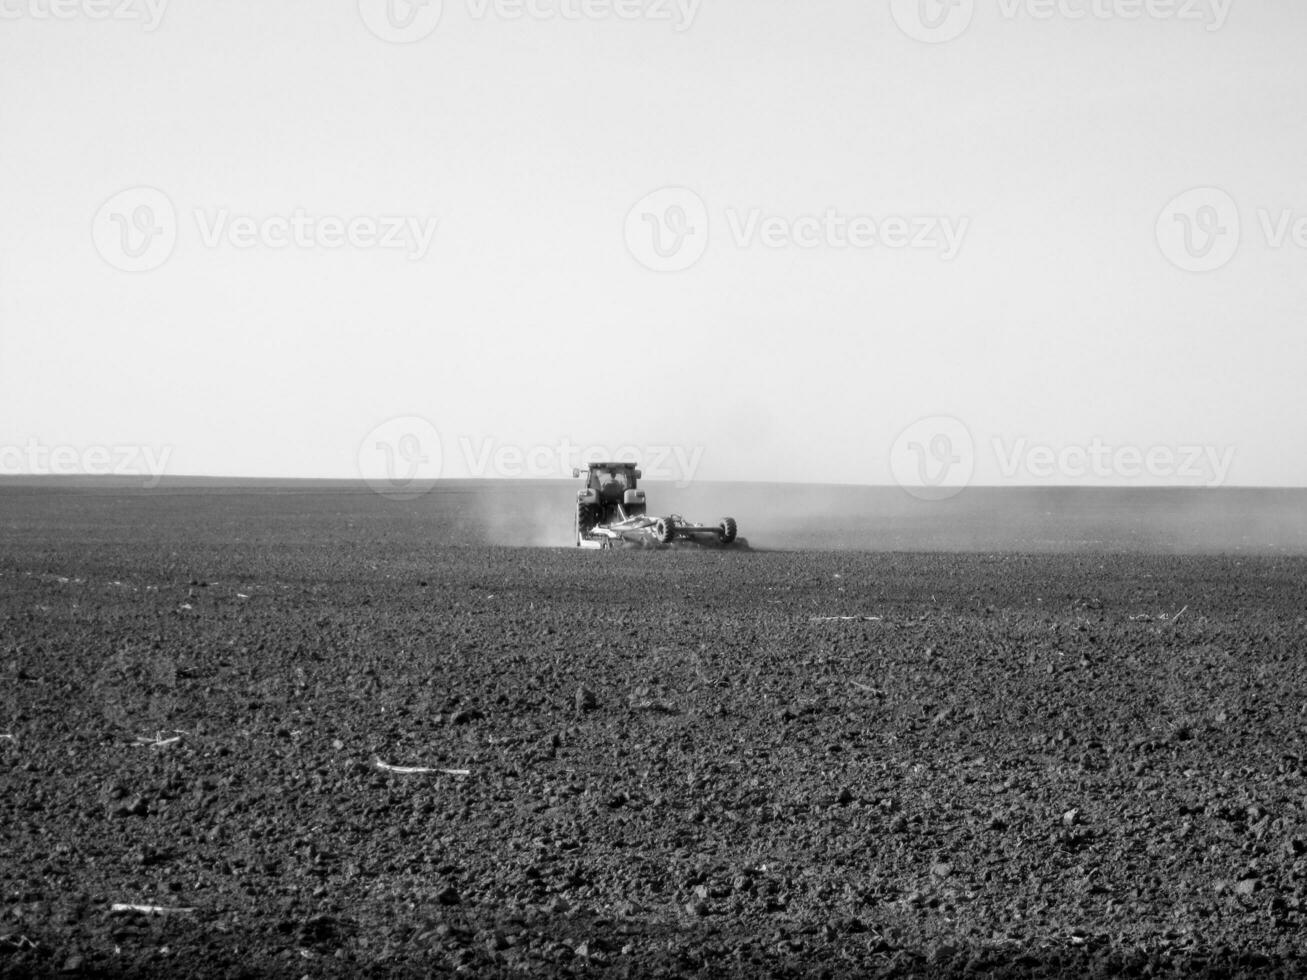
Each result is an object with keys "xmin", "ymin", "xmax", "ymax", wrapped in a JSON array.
[{"xmin": 460, "ymin": 481, "xmax": 1307, "ymax": 554}]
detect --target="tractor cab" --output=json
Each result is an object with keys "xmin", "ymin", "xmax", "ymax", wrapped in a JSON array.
[{"xmin": 575, "ymin": 462, "xmax": 646, "ymax": 516}]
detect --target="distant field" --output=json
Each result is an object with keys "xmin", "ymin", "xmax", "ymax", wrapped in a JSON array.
[{"xmin": 1, "ymin": 479, "xmax": 1304, "ymax": 553}]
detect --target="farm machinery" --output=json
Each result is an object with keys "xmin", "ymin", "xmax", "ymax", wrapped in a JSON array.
[{"xmin": 573, "ymin": 461, "xmax": 738, "ymax": 550}]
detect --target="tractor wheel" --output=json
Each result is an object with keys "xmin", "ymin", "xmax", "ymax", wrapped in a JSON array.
[
  {"xmin": 718, "ymin": 517, "xmax": 738, "ymax": 545},
  {"xmin": 576, "ymin": 504, "xmax": 600, "ymax": 545},
  {"xmin": 654, "ymin": 517, "xmax": 676, "ymax": 544}
]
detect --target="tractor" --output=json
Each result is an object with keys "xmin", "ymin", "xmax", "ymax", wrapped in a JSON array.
[{"xmin": 573, "ymin": 461, "xmax": 738, "ymax": 549}]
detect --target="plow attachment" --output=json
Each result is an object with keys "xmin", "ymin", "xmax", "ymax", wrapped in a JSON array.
[{"xmin": 577, "ymin": 512, "xmax": 738, "ymax": 550}]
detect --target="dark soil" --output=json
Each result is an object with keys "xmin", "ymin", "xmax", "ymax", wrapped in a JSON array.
[{"xmin": 3, "ymin": 492, "xmax": 1307, "ymax": 977}]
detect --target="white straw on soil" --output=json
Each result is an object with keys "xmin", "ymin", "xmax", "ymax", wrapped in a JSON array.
[
  {"xmin": 373, "ymin": 756, "xmax": 470, "ymax": 777},
  {"xmin": 133, "ymin": 735, "xmax": 183, "ymax": 748},
  {"xmin": 109, "ymin": 904, "xmax": 196, "ymax": 915}
]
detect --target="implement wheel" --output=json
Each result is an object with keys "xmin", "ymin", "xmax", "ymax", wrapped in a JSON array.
[
  {"xmin": 718, "ymin": 517, "xmax": 738, "ymax": 545},
  {"xmin": 655, "ymin": 517, "xmax": 676, "ymax": 544}
]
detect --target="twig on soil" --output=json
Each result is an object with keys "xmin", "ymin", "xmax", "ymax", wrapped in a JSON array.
[
  {"xmin": 135, "ymin": 736, "xmax": 182, "ymax": 748},
  {"xmin": 372, "ymin": 757, "xmax": 470, "ymax": 777},
  {"xmin": 110, "ymin": 904, "xmax": 193, "ymax": 918},
  {"xmin": 1131, "ymin": 605, "xmax": 1189, "ymax": 624},
  {"xmin": 133, "ymin": 731, "xmax": 186, "ymax": 748},
  {"xmin": 849, "ymin": 680, "xmax": 882, "ymax": 695},
  {"xmin": 0, "ymin": 733, "xmax": 15, "ymax": 742},
  {"xmin": 810, "ymin": 616, "xmax": 883, "ymax": 623}
]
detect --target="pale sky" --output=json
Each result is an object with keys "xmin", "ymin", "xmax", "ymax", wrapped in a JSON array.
[{"xmin": 1, "ymin": 0, "xmax": 1304, "ymax": 487}]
